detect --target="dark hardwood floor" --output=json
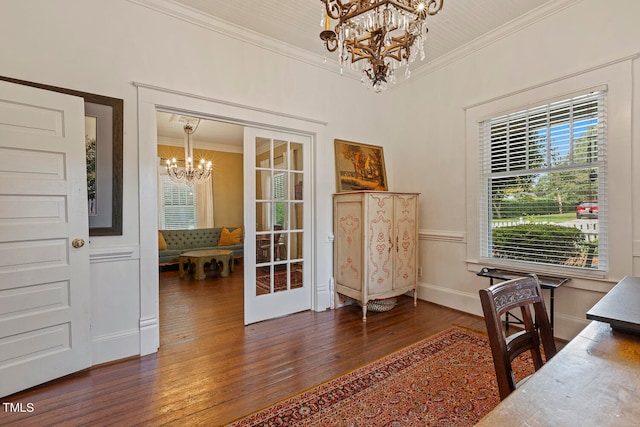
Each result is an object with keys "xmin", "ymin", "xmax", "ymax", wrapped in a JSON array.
[{"xmin": 1, "ymin": 266, "xmax": 488, "ymax": 426}]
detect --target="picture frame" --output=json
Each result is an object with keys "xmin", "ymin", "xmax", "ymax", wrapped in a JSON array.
[
  {"xmin": 0, "ymin": 76, "xmax": 123, "ymax": 236},
  {"xmin": 334, "ymin": 139, "xmax": 388, "ymax": 192}
]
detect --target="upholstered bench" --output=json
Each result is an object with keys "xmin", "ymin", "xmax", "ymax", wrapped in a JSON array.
[{"xmin": 158, "ymin": 226, "xmax": 243, "ymax": 264}]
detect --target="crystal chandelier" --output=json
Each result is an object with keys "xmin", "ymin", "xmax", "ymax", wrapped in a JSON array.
[
  {"xmin": 165, "ymin": 123, "xmax": 212, "ymax": 185},
  {"xmin": 320, "ymin": 0, "xmax": 444, "ymax": 92}
]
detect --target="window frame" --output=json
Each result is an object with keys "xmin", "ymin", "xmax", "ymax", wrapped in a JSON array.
[
  {"xmin": 158, "ymin": 172, "xmax": 198, "ymax": 230},
  {"xmin": 465, "ymin": 59, "xmax": 633, "ymax": 280},
  {"xmin": 478, "ymin": 91, "xmax": 607, "ymax": 272}
]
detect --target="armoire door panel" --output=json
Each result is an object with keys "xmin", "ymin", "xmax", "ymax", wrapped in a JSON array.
[
  {"xmin": 335, "ymin": 200, "xmax": 363, "ymax": 292},
  {"xmin": 394, "ymin": 194, "xmax": 418, "ymax": 289},
  {"xmin": 366, "ymin": 193, "xmax": 394, "ymax": 294}
]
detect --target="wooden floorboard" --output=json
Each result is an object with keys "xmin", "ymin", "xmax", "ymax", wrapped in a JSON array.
[{"xmin": 1, "ymin": 267, "xmax": 489, "ymax": 426}]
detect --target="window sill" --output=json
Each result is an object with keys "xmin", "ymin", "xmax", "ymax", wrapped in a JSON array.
[{"xmin": 467, "ymin": 258, "xmax": 609, "ymax": 282}]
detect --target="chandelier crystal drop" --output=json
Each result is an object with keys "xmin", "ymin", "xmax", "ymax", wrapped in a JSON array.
[
  {"xmin": 166, "ymin": 123, "xmax": 212, "ymax": 185},
  {"xmin": 320, "ymin": 0, "xmax": 444, "ymax": 92}
]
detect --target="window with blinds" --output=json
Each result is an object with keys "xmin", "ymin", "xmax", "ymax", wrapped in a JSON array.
[
  {"xmin": 159, "ymin": 174, "xmax": 197, "ymax": 230},
  {"xmin": 479, "ymin": 91, "xmax": 607, "ymax": 271}
]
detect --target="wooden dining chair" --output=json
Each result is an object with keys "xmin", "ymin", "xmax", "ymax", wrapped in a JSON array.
[
  {"xmin": 479, "ymin": 274, "xmax": 558, "ymax": 400},
  {"xmin": 258, "ymin": 225, "xmax": 287, "ymax": 262}
]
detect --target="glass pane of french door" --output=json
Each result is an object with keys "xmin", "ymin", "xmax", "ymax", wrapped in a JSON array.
[
  {"xmin": 255, "ymin": 138, "xmax": 303, "ymax": 295},
  {"xmin": 244, "ymin": 128, "xmax": 311, "ymax": 324}
]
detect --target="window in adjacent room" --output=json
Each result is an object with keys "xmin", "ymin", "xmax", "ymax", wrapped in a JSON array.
[
  {"xmin": 479, "ymin": 91, "xmax": 607, "ymax": 271},
  {"xmin": 273, "ymin": 172, "xmax": 286, "ymax": 227},
  {"xmin": 159, "ymin": 174, "xmax": 197, "ymax": 230}
]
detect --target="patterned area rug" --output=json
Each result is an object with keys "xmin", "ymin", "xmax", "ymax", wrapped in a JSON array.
[
  {"xmin": 256, "ymin": 269, "xmax": 303, "ymax": 294},
  {"xmin": 227, "ymin": 326, "xmax": 533, "ymax": 426}
]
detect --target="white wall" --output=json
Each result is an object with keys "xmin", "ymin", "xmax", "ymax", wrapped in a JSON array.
[
  {"xmin": 2, "ymin": 0, "xmax": 638, "ymax": 365},
  {"xmin": 0, "ymin": 0, "xmax": 388, "ymax": 363},
  {"xmin": 387, "ymin": 0, "xmax": 640, "ymax": 340}
]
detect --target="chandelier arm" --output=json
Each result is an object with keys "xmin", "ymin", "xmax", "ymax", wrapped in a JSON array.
[
  {"xmin": 344, "ymin": 1, "xmax": 415, "ymax": 20},
  {"xmin": 426, "ymin": 0, "xmax": 444, "ymax": 16},
  {"xmin": 390, "ymin": 33, "xmax": 416, "ymax": 58},
  {"xmin": 346, "ymin": 40, "xmax": 376, "ymax": 62},
  {"xmin": 350, "ymin": 32, "xmax": 417, "ymax": 60},
  {"xmin": 322, "ymin": 0, "xmax": 348, "ymax": 20},
  {"xmin": 324, "ymin": 37, "xmax": 338, "ymax": 52}
]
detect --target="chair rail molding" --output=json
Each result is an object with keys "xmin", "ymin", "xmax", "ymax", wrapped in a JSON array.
[
  {"xmin": 419, "ymin": 229, "xmax": 466, "ymax": 244},
  {"xmin": 89, "ymin": 245, "xmax": 139, "ymax": 263}
]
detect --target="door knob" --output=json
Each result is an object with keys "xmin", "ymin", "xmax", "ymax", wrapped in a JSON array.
[{"xmin": 72, "ymin": 238, "xmax": 85, "ymax": 248}]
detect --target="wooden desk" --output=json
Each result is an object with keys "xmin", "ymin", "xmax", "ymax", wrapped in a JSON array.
[
  {"xmin": 587, "ymin": 275, "xmax": 640, "ymax": 334},
  {"xmin": 477, "ymin": 320, "xmax": 640, "ymax": 426}
]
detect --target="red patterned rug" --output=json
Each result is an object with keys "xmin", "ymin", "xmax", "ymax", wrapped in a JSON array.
[
  {"xmin": 256, "ymin": 269, "xmax": 303, "ymax": 294},
  {"xmin": 227, "ymin": 326, "xmax": 534, "ymax": 426}
]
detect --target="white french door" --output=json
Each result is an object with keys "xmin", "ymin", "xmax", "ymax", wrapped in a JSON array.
[
  {"xmin": 243, "ymin": 127, "xmax": 311, "ymax": 324},
  {"xmin": 0, "ymin": 80, "xmax": 91, "ymax": 397}
]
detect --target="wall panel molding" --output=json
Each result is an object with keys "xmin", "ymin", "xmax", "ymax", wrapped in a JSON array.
[
  {"xmin": 89, "ymin": 245, "xmax": 139, "ymax": 263},
  {"xmin": 419, "ymin": 229, "xmax": 466, "ymax": 243}
]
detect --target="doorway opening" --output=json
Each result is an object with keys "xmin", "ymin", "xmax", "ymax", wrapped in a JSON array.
[
  {"xmin": 156, "ymin": 112, "xmax": 245, "ymax": 344},
  {"xmin": 136, "ymin": 82, "xmax": 322, "ymax": 355}
]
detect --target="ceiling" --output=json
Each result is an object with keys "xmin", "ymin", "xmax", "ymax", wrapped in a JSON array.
[
  {"xmin": 155, "ymin": 0, "xmax": 561, "ymax": 146},
  {"xmin": 169, "ymin": 0, "xmax": 552, "ymax": 66},
  {"xmin": 156, "ymin": 112, "xmax": 243, "ymax": 151}
]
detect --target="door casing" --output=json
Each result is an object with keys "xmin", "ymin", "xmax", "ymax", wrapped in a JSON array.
[{"xmin": 136, "ymin": 83, "xmax": 325, "ymax": 354}]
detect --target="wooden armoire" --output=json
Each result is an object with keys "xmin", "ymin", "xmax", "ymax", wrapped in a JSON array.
[{"xmin": 333, "ymin": 191, "xmax": 419, "ymax": 320}]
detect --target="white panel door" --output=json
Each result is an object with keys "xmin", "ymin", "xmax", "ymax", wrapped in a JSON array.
[
  {"xmin": 243, "ymin": 127, "xmax": 311, "ymax": 324},
  {"xmin": 0, "ymin": 80, "xmax": 91, "ymax": 397}
]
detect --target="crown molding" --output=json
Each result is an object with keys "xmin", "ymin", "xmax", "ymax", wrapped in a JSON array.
[
  {"xmin": 127, "ymin": 0, "xmax": 582, "ymax": 91},
  {"xmin": 125, "ymin": 0, "xmax": 356, "ymax": 80},
  {"xmin": 410, "ymin": 0, "xmax": 583, "ymax": 81},
  {"xmin": 157, "ymin": 136, "xmax": 242, "ymax": 153}
]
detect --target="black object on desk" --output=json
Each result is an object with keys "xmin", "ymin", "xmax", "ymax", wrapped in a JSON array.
[
  {"xmin": 477, "ymin": 267, "xmax": 570, "ymax": 334},
  {"xmin": 587, "ymin": 275, "xmax": 640, "ymax": 335}
]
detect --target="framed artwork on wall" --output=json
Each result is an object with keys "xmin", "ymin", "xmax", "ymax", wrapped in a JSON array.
[
  {"xmin": 334, "ymin": 139, "xmax": 388, "ymax": 192},
  {"xmin": 0, "ymin": 76, "xmax": 123, "ymax": 236}
]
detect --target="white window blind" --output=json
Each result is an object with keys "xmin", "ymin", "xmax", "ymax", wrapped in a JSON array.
[
  {"xmin": 479, "ymin": 91, "xmax": 607, "ymax": 271},
  {"xmin": 274, "ymin": 172, "xmax": 285, "ymax": 199},
  {"xmin": 159, "ymin": 174, "xmax": 197, "ymax": 230},
  {"xmin": 273, "ymin": 172, "xmax": 286, "ymax": 226}
]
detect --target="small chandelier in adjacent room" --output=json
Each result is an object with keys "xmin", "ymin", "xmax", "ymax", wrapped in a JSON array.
[
  {"xmin": 320, "ymin": 0, "xmax": 444, "ymax": 92},
  {"xmin": 166, "ymin": 122, "xmax": 212, "ymax": 185}
]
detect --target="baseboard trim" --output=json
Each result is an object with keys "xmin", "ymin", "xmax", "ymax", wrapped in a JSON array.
[
  {"xmin": 91, "ymin": 329, "xmax": 139, "ymax": 366},
  {"xmin": 553, "ymin": 313, "xmax": 591, "ymax": 342},
  {"xmin": 418, "ymin": 281, "xmax": 589, "ymax": 341},
  {"xmin": 315, "ymin": 281, "xmax": 331, "ymax": 312},
  {"xmin": 139, "ymin": 316, "xmax": 159, "ymax": 356},
  {"xmin": 417, "ymin": 282, "xmax": 482, "ymax": 317}
]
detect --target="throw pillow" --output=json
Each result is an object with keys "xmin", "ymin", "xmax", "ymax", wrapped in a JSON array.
[
  {"xmin": 158, "ymin": 231, "xmax": 168, "ymax": 250},
  {"xmin": 219, "ymin": 227, "xmax": 242, "ymax": 246}
]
